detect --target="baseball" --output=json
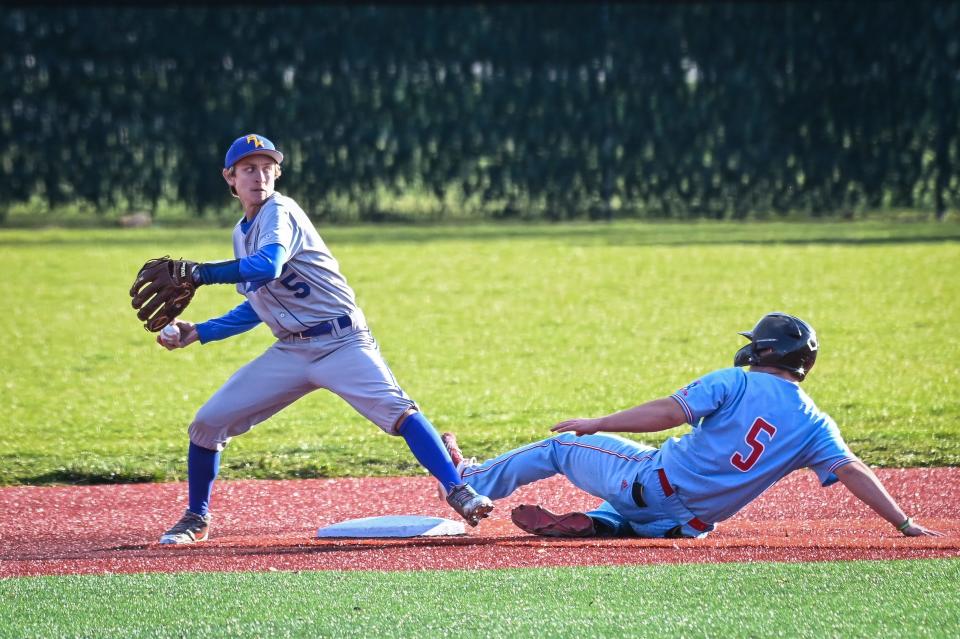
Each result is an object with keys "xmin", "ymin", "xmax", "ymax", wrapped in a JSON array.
[{"xmin": 160, "ymin": 323, "xmax": 180, "ymax": 346}]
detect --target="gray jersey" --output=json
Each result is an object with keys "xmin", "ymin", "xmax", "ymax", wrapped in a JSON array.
[
  {"xmin": 190, "ymin": 191, "xmax": 414, "ymax": 450},
  {"xmin": 232, "ymin": 192, "xmax": 358, "ymax": 338}
]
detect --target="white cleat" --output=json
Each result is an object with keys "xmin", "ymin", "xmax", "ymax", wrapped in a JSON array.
[
  {"xmin": 159, "ymin": 509, "xmax": 211, "ymax": 545},
  {"xmin": 446, "ymin": 483, "xmax": 494, "ymax": 527}
]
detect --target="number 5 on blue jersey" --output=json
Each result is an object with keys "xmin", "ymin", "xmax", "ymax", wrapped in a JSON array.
[{"xmin": 280, "ymin": 264, "xmax": 311, "ymax": 298}]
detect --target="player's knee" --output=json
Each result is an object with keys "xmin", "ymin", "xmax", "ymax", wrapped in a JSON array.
[
  {"xmin": 392, "ymin": 407, "xmax": 419, "ymax": 435},
  {"xmin": 545, "ymin": 432, "xmax": 578, "ymax": 466},
  {"xmin": 190, "ymin": 405, "xmax": 216, "ymax": 432},
  {"xmin": 188, "ymin": 408, "xmax": 227, "ymax": 450}
]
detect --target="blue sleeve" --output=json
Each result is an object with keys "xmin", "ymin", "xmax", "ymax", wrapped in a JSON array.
[
  {"xmin": 240, "ymin": 243, "xmax": 286, "ymax": 281},
  {"xmin": 804, "ymin": 416, "xmax": 859, "ymax": 487},
  {"xmin": 196, "ymin": 244, "xmax": 287, "ymax": 284},
  {"xmin": 195, "ymin": 300, "xmax": 262, "ymax": 343},
  {"xmin": 669, "ymin": 368, "xmax": 743, "ymax": 425}
]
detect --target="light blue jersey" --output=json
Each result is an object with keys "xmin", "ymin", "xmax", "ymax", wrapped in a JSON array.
[
  {"xmin": 665, "ymin": 367, "xmax": 857, "ymax": 523},
  {"xmin": 460, "ymin": 367, "xmax": 858, "ymax": 538}
]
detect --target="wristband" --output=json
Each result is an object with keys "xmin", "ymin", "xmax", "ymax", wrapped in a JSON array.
[{"xmin": 897, "ymin": 517, "xmax": 913, "ymax": 532}]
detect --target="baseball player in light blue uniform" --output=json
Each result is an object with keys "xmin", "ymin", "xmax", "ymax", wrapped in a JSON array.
[
  {"xmin": 442, "ymin": 313, "xmax": 941, "ymax": 538},
  {"xmin": 155, "ymin": 134, "xmax": 492, "ymax": 544}
]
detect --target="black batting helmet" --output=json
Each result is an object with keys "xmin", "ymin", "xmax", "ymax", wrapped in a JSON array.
[{"xmin": 733, "ymin": 312, "xmax": 819, "ymax": 381}]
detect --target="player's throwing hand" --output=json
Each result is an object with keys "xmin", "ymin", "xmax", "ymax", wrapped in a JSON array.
[{"xmin": 155, "ymin": 320, "xmax": 199, "ymax": 351}]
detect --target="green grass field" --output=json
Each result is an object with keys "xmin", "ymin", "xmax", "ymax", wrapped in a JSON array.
[
  {"xmin": 1, "ymin": 220, "xmax": 958, "ymax": 638},
  {"xmin": 1, "ymin": 220, "xmax": 958, "ymax": 485},
  {"xmin": 2, "ymin": 560, "xmax": 958, "ymax": 638}
]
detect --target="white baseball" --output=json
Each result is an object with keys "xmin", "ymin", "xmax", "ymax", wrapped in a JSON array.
[{"xmin": 160, "ymin": 323, "xmax": 181, "ymax": 346}]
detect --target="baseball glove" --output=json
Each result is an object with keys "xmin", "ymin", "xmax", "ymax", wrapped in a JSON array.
[{"xmin": 129, "ymin": 256, "xmax": 199, "ymax": 332}]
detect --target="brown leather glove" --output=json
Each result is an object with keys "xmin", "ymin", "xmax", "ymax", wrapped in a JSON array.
[{"xmin": 129, "ymin": 256, "xmax": 199, "ymax": 332}]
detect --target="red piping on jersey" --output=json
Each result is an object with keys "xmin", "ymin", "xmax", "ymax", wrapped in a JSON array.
[
  {"xmin": 827, "ymin": 457, "xmax": 858, "ymax": 474},
  {"xmin": 460, "ymin": 441, "xmax": 552, "ymax": 479},
  {"xmin": 669, "ymin": 393, "xmax": 695, "ymax": 424},
  {"xmin": 555, "ymin": 440, "xmax": 655, "ymax": 463},
  {"xmin": 461, "ymin": 440, "xmax": 654, "ymax": 479}
]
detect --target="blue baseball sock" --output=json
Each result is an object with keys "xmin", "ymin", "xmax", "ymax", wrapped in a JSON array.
[
  {"xmin": 398, "ymin": 412, "xmax": 462, "ymax": 493},
  {"xmin": 187, "ymin": 442, "xmax": 221, "ymax": 517}
]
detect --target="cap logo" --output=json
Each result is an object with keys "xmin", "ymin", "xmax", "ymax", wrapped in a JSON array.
[{"xmin": 246, "ymin": 135, "xmax": 264, "ymax": 148}]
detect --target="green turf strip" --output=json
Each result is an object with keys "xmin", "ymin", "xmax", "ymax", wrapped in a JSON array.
[
  {"xmin": 1, "ymin": 560, "xmax": 958, "ymax": 638},
  {"xmin": 1, "ymin": 221, "xmax": 958, "ymax": 484}
]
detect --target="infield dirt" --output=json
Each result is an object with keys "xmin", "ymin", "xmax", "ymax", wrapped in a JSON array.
[{"xmin": 1, "ymin": 469, "xmax": 957, "ymax": 577}]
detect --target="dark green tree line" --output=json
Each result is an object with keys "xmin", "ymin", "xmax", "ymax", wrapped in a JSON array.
[{"xmin": 2, "ymin": 4, "xmax": 957, "ymax": 221}]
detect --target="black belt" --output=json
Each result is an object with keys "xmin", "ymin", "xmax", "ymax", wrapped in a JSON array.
[{"xmin": 295, "ymin": 315, "xmax": 352, "ymax": 339}]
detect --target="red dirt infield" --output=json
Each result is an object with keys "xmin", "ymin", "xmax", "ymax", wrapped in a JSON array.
[{"xmin": 1, "ymin": 468, "xmax": 957, "ymax": 577}]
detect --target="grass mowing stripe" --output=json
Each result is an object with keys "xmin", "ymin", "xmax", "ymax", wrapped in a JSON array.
[
  {"xmin": 1, "ymin": 559, "xmax": 957, "ymax": 638},
  {"xmin": 1, "ymin": 222, "xmax": 957, "ymax": 484}
]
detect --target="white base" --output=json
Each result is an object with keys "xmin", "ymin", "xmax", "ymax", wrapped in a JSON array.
[{"xmin": 316, "ymin": 515, "xmax": 466, "ymax": 538}]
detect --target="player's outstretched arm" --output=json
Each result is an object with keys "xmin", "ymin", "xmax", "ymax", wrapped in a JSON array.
[
  {"xmin": 193, "ymin": 244, "xmax": 287, "ymax": 285},
  {"xmin": 551, "ymin": 397, "xmax": 687, "ymax": 436},
  {"xmin": 834, "ymin": 460, "xmax": 944, "ymax": 537}
]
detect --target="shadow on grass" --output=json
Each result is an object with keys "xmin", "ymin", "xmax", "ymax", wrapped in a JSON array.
[
  {"xmin": 19, "ymin": 469, "xmax": 168, "ymax": 485},
  {"xmin": 0, "ymin": 453, "xmax": 420, "ymax": 487}
]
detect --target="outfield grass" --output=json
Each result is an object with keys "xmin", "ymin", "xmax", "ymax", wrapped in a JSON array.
[
  {"xmin": 1, "ymin": 559, "xmax": 958, "ymax": 638},
  {"xmin": 0, "ymin": 220, "xmax": 958, "ymax": 484}
]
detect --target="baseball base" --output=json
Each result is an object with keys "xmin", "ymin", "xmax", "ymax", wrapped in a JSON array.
[{"xmin": 316, "ymin": 515, "xmax": 466, "ymax": 538}]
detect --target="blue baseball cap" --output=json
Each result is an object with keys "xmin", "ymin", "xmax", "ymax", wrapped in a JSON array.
[{"xmin": 224, "ymin": 134, "xmax": 284, "ymax": 169}]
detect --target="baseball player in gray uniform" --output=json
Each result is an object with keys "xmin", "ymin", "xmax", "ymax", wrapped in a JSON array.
[
  {"xmin": 441, "ymin": 313, "xmax": 942, "ymax": 539},
  {"xmin": 155, "ymin": 133, "xmax": 493, "ymax": 544}
]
